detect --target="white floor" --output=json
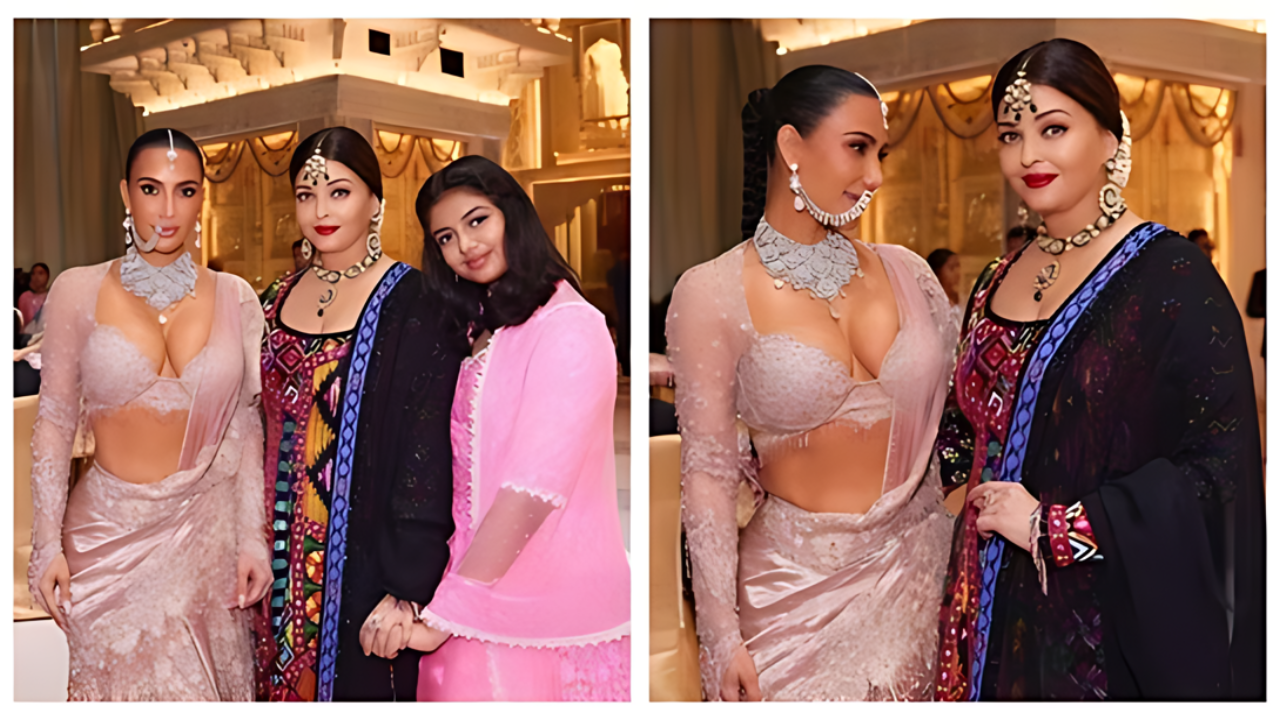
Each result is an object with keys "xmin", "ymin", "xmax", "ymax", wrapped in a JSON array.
[
  {"xmin": 14, "ymin": 619, "xmax": 69, "ymax": 701},
  {"xmin": 13, "ymin": 378, "xmax": 633, "ymax": 701}
]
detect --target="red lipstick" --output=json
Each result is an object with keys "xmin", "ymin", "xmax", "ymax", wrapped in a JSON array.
[
  {"xmin": 1022, "ymin": 173, "xmax": 1058, "ymax": 189},
  {"xmin": 314, "ymin": 225, "xmax": 340, "ymax": 236}
]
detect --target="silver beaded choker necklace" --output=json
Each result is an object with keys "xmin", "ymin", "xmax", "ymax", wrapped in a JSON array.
[
  {"xmin": 752, "ymin": 217, "xmax": 863, "ymax": 319},
  {"xmin": 120, "ymin": 243, "xmax": 198, "ymax": 324}
]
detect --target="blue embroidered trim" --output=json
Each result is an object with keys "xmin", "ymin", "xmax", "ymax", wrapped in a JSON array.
[
  {"xmin": 315, "ymin": 262, "xmax": 410, "ymax": 702},
  {"xmin": 968, "ymin": 224, "xmax": 1165, "ymax": 700}
]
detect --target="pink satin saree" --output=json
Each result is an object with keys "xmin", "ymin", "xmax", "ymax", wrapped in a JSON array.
[{"xmin": 28, "ymin": 264, "xmax": 268, "ymax": 700}]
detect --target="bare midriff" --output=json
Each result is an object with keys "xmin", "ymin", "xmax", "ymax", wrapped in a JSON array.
[
  {"xmin": 757, "ymin": 419, "xmax": 891, "ymax": 515},
  {"xmin": 91, "ymin": 406, "xmax": 188, "ymax": 484}
]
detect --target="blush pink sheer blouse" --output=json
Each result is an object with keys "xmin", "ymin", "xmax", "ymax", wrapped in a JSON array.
[{"xmin": 422, "ymin": 281, "xmax": 631, "ymax": 647}]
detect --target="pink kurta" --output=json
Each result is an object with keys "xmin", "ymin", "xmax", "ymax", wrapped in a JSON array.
[{"xmin": 418, "ymin": 281, "xmax": 630, "ymax": 701}]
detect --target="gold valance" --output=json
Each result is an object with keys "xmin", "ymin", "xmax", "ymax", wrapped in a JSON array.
[
  {"xmin": 373, "ymin": 129, "xmax": 467, "ymax": 178},
  {"xmin": 890, "ymin": 73, "xmax": 1235, "ymax": 149},
  {"xmin": 925, "ymin": 76, "xmax": 994, "ymax": 139},
  {"xmin": 883, "ymin": 88, "xmax": 926, "ymax": 147},
  {"xmin": 201, "ymin": 129, "xmax": 300, "ymax": 183}
]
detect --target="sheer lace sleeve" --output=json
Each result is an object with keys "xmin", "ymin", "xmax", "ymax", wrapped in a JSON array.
[
  {"xmin": 666, "ymin": 258, "xmax": 749, "ymax": 699},
  {"xmin": 455, "ymin": 303, "xmax": 616, "ymax": 585},
  {"xmin": 231, "ymin": 278, "xmax": 269, "ymax": 564},
  {"xmin": 27, "ymin": 268, "xmax": 96, "ymax": 609}
]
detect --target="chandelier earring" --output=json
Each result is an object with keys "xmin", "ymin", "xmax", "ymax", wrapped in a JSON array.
[
  {"xmin": 194, "ymin": 219, "xmax": 202, "ymax": 249},
  {"xmin": 787, "ymin": 162, "xmax": 875, "ymax": 229},
  {"xmin": 125, "ymin": 210, "xmax": 160, "ymax": 252},
  {"xmin": 300, "ymin": 238, "xmax": 313, "ymax": 261}
]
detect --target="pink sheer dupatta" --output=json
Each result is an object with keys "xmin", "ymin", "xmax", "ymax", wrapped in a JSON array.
[{"xmin": 419, "ymin": 282, "xmax": 629, "ymax": 700}]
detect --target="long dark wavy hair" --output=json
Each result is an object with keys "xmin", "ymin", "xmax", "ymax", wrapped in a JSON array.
[
  {"xmin": 992, "ymin": 39, "xmax": 1123, "ymax": 142},
  {"xmin": 126, "ymin": 128, "xmax": 204, "ymax": 181},
  {"xmin": 740, "ymin": 65, "xmax": 881, "ymax": 239},
  {"xmin": 416, "ymin": 155, "xmax": 581, "ymax": 333},
  {"xmin": 288, "ymin": 127, "xmax": 384, "ymax": 200}
]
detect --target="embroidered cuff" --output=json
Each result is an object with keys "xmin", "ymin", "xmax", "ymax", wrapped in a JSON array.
[{"xmin": 1040, "ymin": 502, "xmax": 1103, "ymax": 567}]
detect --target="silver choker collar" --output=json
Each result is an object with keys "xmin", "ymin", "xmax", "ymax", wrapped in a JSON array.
[
  {"xmin": 121, "ymin": 244, "xmax": 198, "ymax": 318},
  {"xmin": 752, "ymin": 218, "xmax": 863, "ymax": 319}
]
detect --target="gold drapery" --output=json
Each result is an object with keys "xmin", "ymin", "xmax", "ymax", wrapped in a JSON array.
[
  {"xmin": 1168, "ymin": 83, "xmax": 1236, "ymax": 147},
  {"xmin": 202, "ymin": 129, "xmax": 300, "ymax": 183},
  {"xmin": 925, "ymin": 76, "xmax": 995, "ymax": 139},
  {"xmin": 883, "ymin": 87, "xmax": 926, "ymax": 147},
  {"xmin": 1115, "ymin": 74, "xmax": 1166, "ymax": 141},
  {"xmin": 373, "ymin": 129, "xmax": 467, "ymax": 179}
]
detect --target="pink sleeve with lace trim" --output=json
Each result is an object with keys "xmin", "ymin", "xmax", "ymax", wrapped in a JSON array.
[
  {"xmin": 454, "ymin": 302, "xmax": 617, "ymax": 585},
  {"xmin": 27, "ymin": 268, "xmax": 97, "ymax": 610},
  {"xmin": 666, "ymin": 258, "xmax": 751, "ymax": 700}
]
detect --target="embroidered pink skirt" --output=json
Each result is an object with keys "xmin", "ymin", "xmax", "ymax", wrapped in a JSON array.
[
  {"xmin": 417, "ymin": 636, "xmax": 630, "ymax": 701},
  {"xmin": 737, "ymin": 485, "xmax": 951, "ymax": 700},
  {"xmin": 60, "ymin": 460, "xmax": 253, "ymax": 701}
]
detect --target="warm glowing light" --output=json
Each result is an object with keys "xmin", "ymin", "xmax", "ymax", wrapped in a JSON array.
[
  {"xmin": 536, "ymin": 27, "xmax": 552, "ymax": 35},
  {"xmin": 946, "ymin": 75, "xmax": 992, "ymax": 102},
  {"xmin": 776, "ymin": 46, "xmax": 788, "ymax": 56}
]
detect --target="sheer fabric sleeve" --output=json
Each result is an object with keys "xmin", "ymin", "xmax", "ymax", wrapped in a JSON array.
[
  {"xmin": 452, "ymin": 303, "xmax": 616, "ymax": 585},
  {"xmin": 27, "ymin": 270, "xmax": 92, "ymax": 609},
  {"xmin": 231, "ymin": 280, "xmax": 270, "ymax": 565},
  {"xmin": 666, "ymin": 263, "xmax": 748, "ymax": 699}
]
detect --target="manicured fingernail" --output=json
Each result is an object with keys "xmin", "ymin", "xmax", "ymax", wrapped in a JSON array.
[{"xmin": 238, "ymin": 594, "xmax": 245, "ymax": 609}]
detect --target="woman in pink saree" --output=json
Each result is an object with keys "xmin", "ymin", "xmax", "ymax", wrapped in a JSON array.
[
  {"xmin": 27, "ymin": 128, "xmax": 271, "ymax": 700},
  {"xmin": 364, "ymin": 156, "xmax": 630, "ymax": 700},
  {"xmin": 666, "ymin": 67, "xmax": 957, "ymax": 700}
]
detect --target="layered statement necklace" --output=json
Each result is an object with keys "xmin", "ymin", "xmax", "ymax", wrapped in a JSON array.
[
  {"xmin": 753, "ymin": 218, "xmax": 863, "ymax": 319},
  {"xmin": 296, "ymin": 144, "xmax": 385, "ymax": 317},
  {"xmin": 120, "ymin": 243, "xmax": 198, "ymax": 325},
  {"xmin": 1002, "ymin": 54, "xmax": 1133, "ymax": 302}
]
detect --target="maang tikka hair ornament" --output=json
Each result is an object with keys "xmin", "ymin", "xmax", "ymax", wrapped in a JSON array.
[{"xmin": 166, "ymin": 130, "xmax": 179, "ymax": 170}]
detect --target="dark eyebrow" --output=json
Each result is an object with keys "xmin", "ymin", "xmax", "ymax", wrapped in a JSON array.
[
  {"xmin": 431, "ymin": 226, "xmax": 453, "ymax": 238},
  {"xmin": 461, "ymin": 205, "xmax": 488, "ymax": 220},
  {"xmin": 842, "ymin": 131, "xmax": 880, "ymax": 146},
  {"xmin": 1034, "ymin": 108, "xmax": 1070, "ymax": 121},
  {"xmin": 136, "ymin": 177, "xmax": 164, "ymax": 185},
  {"xmin": 294, "ymin": 177, "xmax": 353, "ymax": 192},
  {"xmin": 997, "ymin": 107, "xmax": 1072, "ymax": 128}
]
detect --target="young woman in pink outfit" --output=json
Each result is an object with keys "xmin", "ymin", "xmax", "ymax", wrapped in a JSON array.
[{"xmin": 364, "ymin": 155, "xmax": 630, "ymax": 700}]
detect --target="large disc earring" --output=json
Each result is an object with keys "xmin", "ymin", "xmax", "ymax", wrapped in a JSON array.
[
  {"xmin": 1104, "ymin": 110, "xmax": 1133, "ymax": 189},
  {"xmin": 194, "ymin": 219, "xmax": 202, "ymax": 249},
  {"xmin": 301, "ymin": 238, "xmax": 313, "ymax": 261},
  {"xmin": 366, "ymin": 199, "xmax": 385, "ymax": 259}
]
